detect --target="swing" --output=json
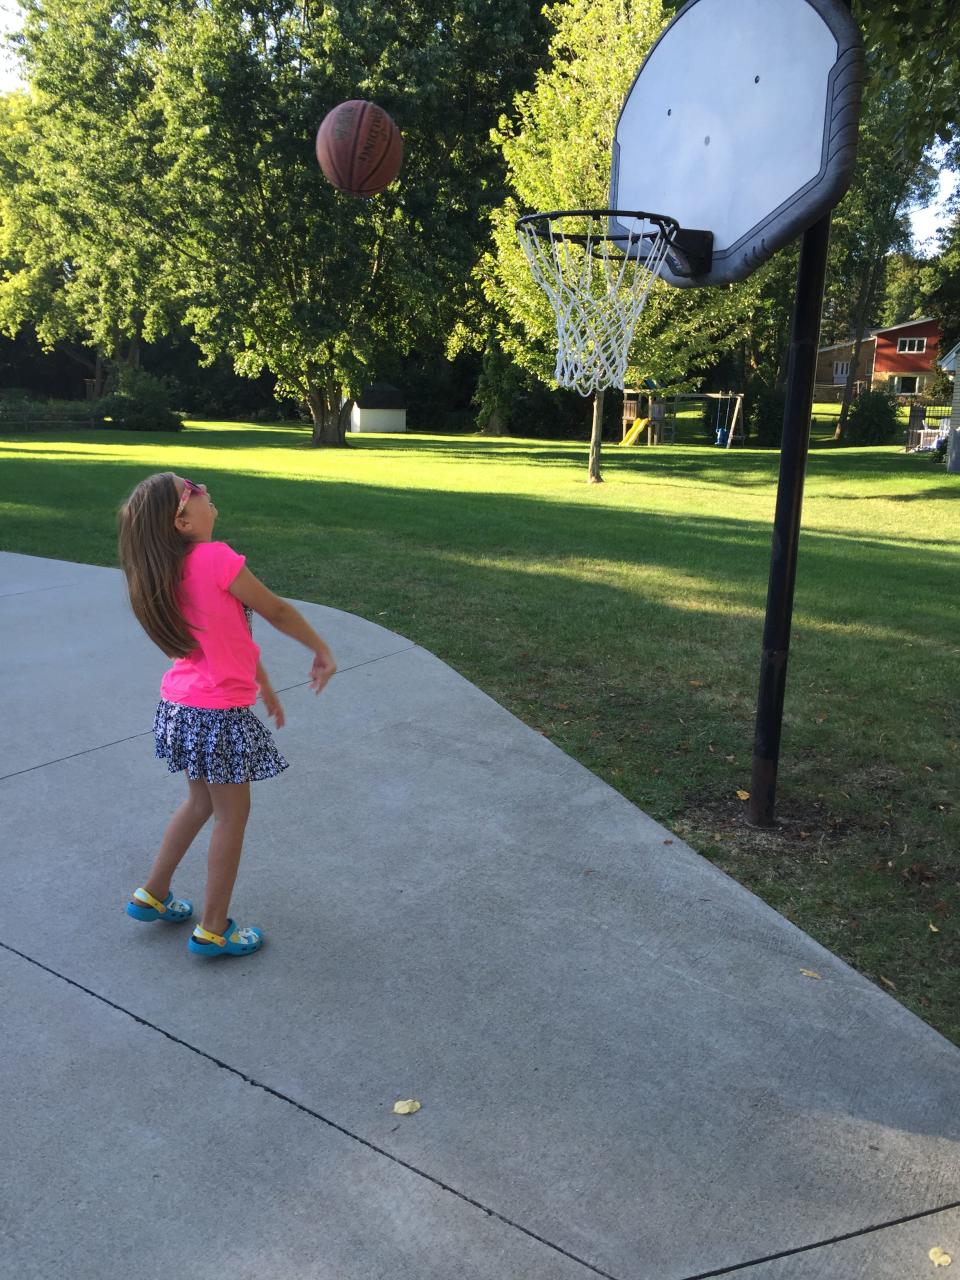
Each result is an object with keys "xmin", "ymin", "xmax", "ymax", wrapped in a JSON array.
[{"xmin": 715, "ymin": 394, "xmax": 733, "ymax": 447}]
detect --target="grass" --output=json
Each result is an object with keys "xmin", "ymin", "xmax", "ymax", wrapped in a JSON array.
[{"xmin": 2, "ymin": 419, "xmax": 958, "ymax": 1045}]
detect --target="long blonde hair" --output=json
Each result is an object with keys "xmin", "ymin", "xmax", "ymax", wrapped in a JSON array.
[{"xmin": 118, "ymin": 472, "xmax": 196, "ymax": 658}]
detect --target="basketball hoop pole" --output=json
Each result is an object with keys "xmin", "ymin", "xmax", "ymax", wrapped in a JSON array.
[{"xmin": 747, "ymin": 212, "xmax": 832, "ymax": 828}]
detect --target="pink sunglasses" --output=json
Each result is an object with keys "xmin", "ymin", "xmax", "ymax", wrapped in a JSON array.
[{"xmin": 175, "ymin": 478, "xmax": 207, "ymax": 520}]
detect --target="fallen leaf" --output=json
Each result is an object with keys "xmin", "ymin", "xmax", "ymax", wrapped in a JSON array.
[
  {"xmin": 880, "ymin": 976, "xmax": 897, "ymax": 991},
  {"xmin": 800, "ymin": 969, "xmax": 822, "ymax": 980},
  {"xmin": 689, "ymin": 680, "xmax": 705, "ymax": 688},
  {"xmin": 663, "ymin": 839, "xmax": 674, "ymax": 845},
  {"xmin": 393, "ymin": 1099, "xmax": 421, "ymax": 1116},
  {"xmin": 929, "ymin": 1246, "xmax": 952, "ymax": 1267},
  {"xmin": 816, "ymin": 713, "xmax": 828, "ymax": 724},
  {"xmin": 725, "ymin": 755, "xmax": 736, "ymax": 762},
  {"xmin": 929, "ymin": 922, "xmax": 941, "ymax": 933},
  {"xmin": 736, "ymin": 789, "xmax": 750, "ymax": 801}
]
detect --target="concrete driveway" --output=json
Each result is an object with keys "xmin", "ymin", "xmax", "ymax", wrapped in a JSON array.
[{"xmin": 2, "ymin": 551, "xmax": 958, "ymax": 1279}]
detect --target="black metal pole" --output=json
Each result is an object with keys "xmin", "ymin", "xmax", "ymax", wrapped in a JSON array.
[{"xmin": 747, "ymin": 212, "xmax": 832, "ymax": 828}]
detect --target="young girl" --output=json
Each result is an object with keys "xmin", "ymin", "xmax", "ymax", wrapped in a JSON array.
[{"xmin": 118, "ymin": 472, "xmax": 336, "ymax": 959}]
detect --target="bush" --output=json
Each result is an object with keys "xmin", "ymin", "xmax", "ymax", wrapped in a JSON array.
[
  {"xmin": 843, "ymin": 387, "xmax": 900, "ymax": 445},
  {"xmin": 100, "ymin": 370, "xmax": 183, "ymax": 433},
  {"xmin": 0, "ymin": 394, "xmax": 102, "ymax": 429},
  {"xmin": 748, "ymin": 384, "xmax": 786, "ymax": 447}
]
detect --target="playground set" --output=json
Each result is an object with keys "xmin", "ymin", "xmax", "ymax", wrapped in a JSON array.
[{"xmin": 619, "ymin": 388, "xmax": 744, "ymax": 448}]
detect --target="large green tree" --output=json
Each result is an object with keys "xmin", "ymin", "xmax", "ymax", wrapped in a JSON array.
[
  {"xmin": 9, "ymin": 0, "xmax": 549, "ymax": 442},
  {"xmin": 475, "ymin": 0, "xmax": 755, "ymax": 477},
  {"xmin": 818, "ymin": 76, "xmax": 937, "ymax": 434},
  {"xmin": 1, "ymin": 0, "xmax": 184, "ymax": 383}
]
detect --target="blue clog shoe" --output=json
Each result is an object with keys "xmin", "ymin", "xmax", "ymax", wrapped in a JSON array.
[
  {"xmin": 126, "ymin": 887, "xmax": 194, "ymax": 923},
  {"xmin": 188, "ymin": 919, "xmax": 264, "ymax": 958}
]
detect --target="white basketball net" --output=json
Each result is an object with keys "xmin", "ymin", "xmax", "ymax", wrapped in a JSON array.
[{"xmin": 517, "ymin": 212, "xmax": 673, "ymax": 397}]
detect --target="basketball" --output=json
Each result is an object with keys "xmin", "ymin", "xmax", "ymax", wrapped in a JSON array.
[{"xmin": 315, "ymin": 100, "xmax": 403, "ymax": 198}]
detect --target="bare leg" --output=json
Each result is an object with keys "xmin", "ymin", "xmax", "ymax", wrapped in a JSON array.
[
  {"xmin": 201, "ymin": 782, "xmax": 252, "ymax": 935},
  {"xmin": 144, "ymin": 775, "xmax": 213, "ymax": 900}
]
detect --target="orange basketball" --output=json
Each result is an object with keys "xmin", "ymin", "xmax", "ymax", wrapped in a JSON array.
[{"xmin": 315, "ymin": 100, "xmax": 403, "ymax": 197}]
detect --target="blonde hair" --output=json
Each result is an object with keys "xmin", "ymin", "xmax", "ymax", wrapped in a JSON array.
[{"xmin": 118, "ymin": 472, "xmax": 196, "ymax": 658}]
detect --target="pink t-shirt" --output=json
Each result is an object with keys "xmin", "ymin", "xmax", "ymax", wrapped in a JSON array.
[{"xmin": 160, "ymin": 541, "xmax": 260, "ymax": 708}]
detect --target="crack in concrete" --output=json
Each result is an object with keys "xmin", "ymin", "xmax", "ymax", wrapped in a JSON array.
[
  {"xmin": 0, "ymin": 645, "xmax": 419, "ymax": 782},
  {"xmin": 3, "ymin": 939, "xmax": 957, "ymax": 1280}
]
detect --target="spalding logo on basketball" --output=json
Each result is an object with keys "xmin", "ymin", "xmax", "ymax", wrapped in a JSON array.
[{"xmin": 315, "ymin": 100, "xmax": 404, "ymax": 198}]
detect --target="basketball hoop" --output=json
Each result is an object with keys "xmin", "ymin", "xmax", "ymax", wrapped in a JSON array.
[{"xmin": 515, "ymin": 209, "xmax": 678, "ymax": 397}]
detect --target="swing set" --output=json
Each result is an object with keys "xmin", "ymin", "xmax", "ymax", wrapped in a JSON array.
[{"xmin": 619, "ymin": 389, "xmax": 744, "ymax": 447}]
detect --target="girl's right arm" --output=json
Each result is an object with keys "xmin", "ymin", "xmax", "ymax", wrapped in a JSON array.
[{"xmin": 229, "ymin": 568, "xmax": 336, "ymax": 694}]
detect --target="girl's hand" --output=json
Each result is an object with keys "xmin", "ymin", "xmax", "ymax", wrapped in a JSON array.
[
  {"xmin": 261, "ymin": 686, "xmax": 285, "ymax": 729},
  {"xmin": 309, "ymin": 644, "xmax": 336, "ymax": 694}
]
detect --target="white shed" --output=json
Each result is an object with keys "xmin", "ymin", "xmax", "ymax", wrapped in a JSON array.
[{"xmin": 350, "ymin": 383, "xmax": 407, "ymax": 433}]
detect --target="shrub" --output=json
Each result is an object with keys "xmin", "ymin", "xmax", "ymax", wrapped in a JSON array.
[
  {"xmin": 100, "ymin": 370, "xmax": 183, "ymax": 433},
  {"xmin": 843, "ymin": 387, "xmax": 900, "ymax": 445},
  {"xmin": 0, "ymin": 394, "xmax": 102, "ymax": 429}
]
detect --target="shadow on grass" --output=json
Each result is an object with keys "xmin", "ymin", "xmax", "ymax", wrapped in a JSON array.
[
  {"xmin": 1, "ymin": 448, "xmax": 956, "ymax": 646},
  {"xmin": 8, "ymin": 423, "xmax": 944, "ymax": 490}
]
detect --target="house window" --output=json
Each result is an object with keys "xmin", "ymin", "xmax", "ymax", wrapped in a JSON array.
[
  {"xmin": 833, "ymin": 360, "xmax": 849, "ymax": 382},
  {"xmin": 897, "ymin": 337, "xmax": 927, "ymax": 353},
  {"xmin": 896, "ymin": 375, "xmax": 919, "ymax": 394}
]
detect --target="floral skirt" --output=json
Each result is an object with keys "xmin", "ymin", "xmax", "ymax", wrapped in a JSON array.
[{"xmin": 154, "ymin": 700, "xmax": 288, "ymax": 785}]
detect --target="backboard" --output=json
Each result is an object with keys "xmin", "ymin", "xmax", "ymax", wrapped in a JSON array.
[{"xmin": 609, "ymin": 0, "xmax": 864, "ymax": 287}]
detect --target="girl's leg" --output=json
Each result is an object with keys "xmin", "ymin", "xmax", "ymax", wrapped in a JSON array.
[
  {"xmin": 143, "ymin": 775, "xmax": 213, "ymax": 901},
  {"xmin": 201, "ymin": 781, "xmax": 252, "ymax": 935}
]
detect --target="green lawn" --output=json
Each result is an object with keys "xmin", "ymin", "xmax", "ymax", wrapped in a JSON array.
[{"xmin": 2, "ymin": 420, "xmax": 958, "ymax": 1044}]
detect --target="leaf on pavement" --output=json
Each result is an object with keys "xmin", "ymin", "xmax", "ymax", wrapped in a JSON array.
[
  {"xmin": 393, "ymin": 1099, "xmax": 421, "ymax": 1115},
  {"xmin": 800, "ymin": 969, "xmax": 822, "ymax": 980},
  {"xmin": 929, "ymin": 1246, "xmax": 952, "ymax": 1267}
]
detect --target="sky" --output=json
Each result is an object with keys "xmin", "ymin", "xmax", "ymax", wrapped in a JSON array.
[{"xmin": 0, "ymin": 2, "xmax": 956, "ymax": 256}]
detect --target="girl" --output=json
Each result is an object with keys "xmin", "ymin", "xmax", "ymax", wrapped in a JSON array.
[{"xmin": 118, "ymin": 472, "xmax": 336, "ymax": 959}]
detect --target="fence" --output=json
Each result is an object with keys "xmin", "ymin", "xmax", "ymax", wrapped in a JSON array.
[{"xmin": 813, "ymin": 381, "xmax": 868, "ymax": 404}]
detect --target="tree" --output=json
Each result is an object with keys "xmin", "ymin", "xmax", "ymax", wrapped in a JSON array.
[
  {"xmin": 853, "ymin": 1, "xmax": 960, "ymax": 155},
  {"xmin": 1, "ymin": 0, "xmax": 185, "ymax": 386},
  {"xmin": 821, "ymin": 75, "xmax": 937, "ymax": 437},
  {"xmin": 920, "ymin": 206, "xmax": 960, "ymax": 353},
  {"xmin": 10, "ymin": 0, "xmax": 550, "ymax": 442},
  {"xmin": 476, "ymin": 0, "xmax": 756, "ymax": 477},
  {"xmin": 878, "ymin": 251, "xmax": 930, "ymax": 329}
]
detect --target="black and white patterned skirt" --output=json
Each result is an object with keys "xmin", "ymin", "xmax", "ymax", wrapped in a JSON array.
[{"xmin": 154, "ymin": 700, "xmax": 289, "ymax": 784}]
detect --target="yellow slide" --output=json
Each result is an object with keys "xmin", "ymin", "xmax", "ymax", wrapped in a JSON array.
[{"xmin": 620, "ymin": 418, "xmax": 649, "ymax": 446}]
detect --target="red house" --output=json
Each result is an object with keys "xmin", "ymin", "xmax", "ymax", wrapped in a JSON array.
[
  {"xmin": 816, "ymin": 317, "xmax": 941, "ymax": 399},
  {"xmin": 871, "ymin": 318, "xmax": 940, "ymax": 396}
]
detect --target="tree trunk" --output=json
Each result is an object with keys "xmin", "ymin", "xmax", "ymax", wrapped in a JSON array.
[
  {"xmin": 836, "ymin": 250, "xmax": 885, "ymax": 439},
  {"xmin": 480, "ymin": 408, "xmax": 506, "ymax": 436},
  {"xmin": 126, "ymin": 330, "xmax": 142, "ymax": 370},
  {"xmin": 588, "ymin": 389, "xmax": 604, "ymax": 483},
  {"xmin": 307, "ymin": 382, "xmax": 350, "ymax": 446}
]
